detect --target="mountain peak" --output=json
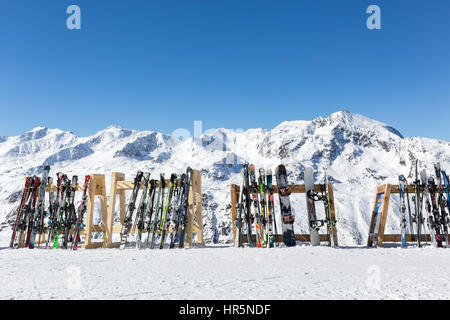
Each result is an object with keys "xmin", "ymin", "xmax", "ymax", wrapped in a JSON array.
[
  {"xmin": 104, "ymin": 124, "xmax": 125, "ymax": 131},
  {"xmin": 29, "ymin": 126, "xmax": 48, "ymax": 132},
  {"xmin": 325, "ymin": 110, "xmax": 404, "ymax": 139},
  {"xmin": 19, "ymin": 126, "xmax": 49, "ymax": 141}
]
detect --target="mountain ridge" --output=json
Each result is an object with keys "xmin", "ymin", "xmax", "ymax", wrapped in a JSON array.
[{"xmin": 1, "ymin": 110, "xmax": 449, "ymax": 245}]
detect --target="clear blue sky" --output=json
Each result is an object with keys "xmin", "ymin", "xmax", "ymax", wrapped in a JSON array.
[{"xmin": 0, "ymin": 0, "xmax": 449, "ymax": 140}]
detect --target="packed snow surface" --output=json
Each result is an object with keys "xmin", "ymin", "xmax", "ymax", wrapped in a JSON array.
[{"xmin": 1, "ymin": 242, "xmax": 450, "ymax": 300}]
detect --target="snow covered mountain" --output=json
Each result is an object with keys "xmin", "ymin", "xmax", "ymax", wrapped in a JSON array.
[{"xmin": 1, "ymin": 110, "xmax": 449, "ymax": 246}]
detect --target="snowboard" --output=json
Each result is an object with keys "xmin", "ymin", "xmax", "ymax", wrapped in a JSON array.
[
  {"xmin": 304, "ymin": 167, "xmax": 321, "ymax": 246},
  {"xmin": 275, "ymin": 165, "xmax": 296, "ymax": 247}
]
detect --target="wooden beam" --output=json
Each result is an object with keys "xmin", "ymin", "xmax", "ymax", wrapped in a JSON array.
[
  {"xmin": 383, "ymin": 234, "xmax": 431, "ymax": 242},
  {"xmin": 240, "ymin": 234, "xmax": 330, "ymax": 243},
  {"xmin": 232, "ymin": 184, "xmax": 329, "ymax": 194}
]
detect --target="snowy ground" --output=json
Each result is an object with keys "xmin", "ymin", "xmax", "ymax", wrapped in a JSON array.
[{"xmin": 1, "ymin": 236, "xmax": 450, "ymax": 300}]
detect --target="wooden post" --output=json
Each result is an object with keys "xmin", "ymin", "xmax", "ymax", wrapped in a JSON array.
[
  {"xmin": 82, "ymin": 174, "xmax": 108, "ymax": 249},
  {"xmin": 376, "ymin": 184, "xmax": 392, "ymax": 248},
  {"xmin": 184, "ymin": 169, "xmax": 204, "ymax": 247},
  {"xmin": 328, "ymin": 182, "xmax": 338, "ymax": 246},
  {"xmin": 230, "ymin": 183, "xmax": 339, "ymax": 246},
  {"xmin": 104, "ymin": 172, "xmax": 125, "ymax": 248}
]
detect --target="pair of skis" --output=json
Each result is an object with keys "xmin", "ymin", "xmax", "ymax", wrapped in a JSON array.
[
  {"xmin": 398, "ymin": 160, "xmax": 450, "ymax": 248},
  {"xmin": 47, "ymin": 174, "xmax": 91, "ymax": 249},
  {"xmin": 234, "ymin": 163, "xmax": 277, "ymax": 248},
  {"xmin": 235, "ymin": 164, "xmax": 336, "ymax": 248},
  {"xmin": 10, "ymin": 168, "xmax": 91, "ymax": 249},
  {"xmin": 256, "ymin": 167, "xmax": 276, "ymax": 247},
  {"xmin": 235, "ymin": 164, "xmax": 278, "ymax": 248},
  {"xmin": 120, "ymin": 168, "xmax": 193, "ymax": 249},
  {"xmin": 10, "ymin": 176, "xmax": 40, "ymax": 248},
  {"xmin": 152, "ymin": 169, "xmax": 192, "ymax": 249},
  {"xmin": 234, "ymin": 164, "xmax": 254, "ymax": 248}
]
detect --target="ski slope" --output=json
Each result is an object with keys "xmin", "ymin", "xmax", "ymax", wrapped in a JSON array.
[{"xmin": 1, "ymin": 239, "xmax": 450, "ymax": 300}]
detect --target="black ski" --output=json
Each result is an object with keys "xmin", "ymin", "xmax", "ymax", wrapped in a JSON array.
[{"xmin": 120, "ymin": 171, "xmax": 143, "ymax": 249}]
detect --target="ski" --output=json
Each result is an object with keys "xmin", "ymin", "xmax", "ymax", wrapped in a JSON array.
[
  {"xmin": 434, "ymin": 163, "xmax": 449, "ymax": 246},
  {"xmin": 52, "ymin": 175, "xmax": 70, "ymax": 249},
  {"xmin": 259, "ymin": 168, "xmax": 272, "ymax": 248},
  {"xmin": 46, "ymin": 173, "xmax": 64, "ymax": 249},
  {"xmin": 10, "ymin": 177, "xmax": 33, "ymax": 248},
  {"xmin": 413, "ymin": 160, "xmax": 423, "ymax": 247},
  {"xmin": 150, "ymin": 174, "xmax": 166, "ymax": 249},
  {"xmin": 234, "ymin": 168, "xmax": 246, "ymax": 248},
  {"xmin": 29, "ymin": 166, "xmax": 50, "ymax": 249},
  {"xmin": 242, "ymin": 165, "xmax": 254, "ymax": 248},
  {"xmin": 139, "ymin": 179, "xmax": 156, "ymax": 249},
  {"xmin": 403, "ymin": 176, "xmax": 414, "ymax": 238},
  {"xmin": 421, "ymin": 170, "xmax": 438, "ymax": 247},
  {"xmin": 178, "ymin": 167, "xmax": 193, "ymax": 248},
  {"xmin": 119, "ymin": 171, "xmax": 144, "ymax": 250},
  {"xmin": 45, "ymin": 177, "xmax": 55, "ymax": 247},
  {"xmin": 266, "ymin": 169, "xmax": 276, "ymax": 247},
  {"xmin": 249, "ymin": 164, "xmax": 263, "ymax": 247},
  {"xmin": 427, "ymin": 175, "xmax": 444, "ymax": 247},
  {"xmin": 305, "ymin": 167, "xmax": 321, "ymax": 246},
  {"xmin": 72, "ymin": 175, "xmax": 91, "ymax": 250},
  {"xmin": 62, "ymin": 175, "xmax": 78, "ymax": 249},
  {"xmin": 441, "ymin": 170, "xmax": 450, "ymax": 237},
  {"xmin": 134, "ymin": 173, "xmax": 151, "ymax": 249},
  {"xmin": 275, "ymin": 164, "xmax": 296, "ymax": 247},
  {"xmin": 398, "ymin": 175, "xmax": 408, "ymax": 248},
  {"xmin": 23, "ymin": 177, "xmax": 41, "ymax": 248},
  {"xmin": 169, "ymin": 173, "xmax": 186, "ymax": 249},
  {"xmin": 159, "ymin": 174, "xmax": 177, "ymax": 249}
]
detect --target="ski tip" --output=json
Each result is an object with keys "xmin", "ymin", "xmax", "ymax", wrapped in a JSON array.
[{"xmin": 275, "ymin": 164, "xmax": 286, "ymax": 174}]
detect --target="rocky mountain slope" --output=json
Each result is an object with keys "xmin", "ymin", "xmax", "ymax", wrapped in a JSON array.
[{"xmin": 1, "ymin": 110, "xmax": 449, "ymax": 246}]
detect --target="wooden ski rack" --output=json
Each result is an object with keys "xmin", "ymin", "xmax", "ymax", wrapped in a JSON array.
[
  {"xmin": 18, "ymin": 174, "xmax": 108, "ymax": 249},
  {"xmin": 230, "ymin": 183, "xmax": 338, "ymax": 247},
  {"xmin": 18, "ymin": 169, "xmax": 203, "ymax": 249},
  {"xmin": 367, "ymin": 184, "xmax": 434, "ymax": 248},
  {"xmin": 105, "ymin": 169, "xmax": 204, "ymax": 248}
]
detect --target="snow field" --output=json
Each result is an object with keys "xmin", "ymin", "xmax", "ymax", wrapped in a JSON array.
[{"xmin": 1, "ymin": 244, "xmax": 450, "ymax": 300}]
